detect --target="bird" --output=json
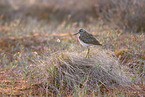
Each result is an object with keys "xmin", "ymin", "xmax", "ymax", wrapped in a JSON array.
[{"xmin": 74, "ymin": 29, "xmax": 102, "ymax": 58}]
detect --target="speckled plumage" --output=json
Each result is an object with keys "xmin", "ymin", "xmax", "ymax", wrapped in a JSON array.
[
  {"xmin": 74, "ymin": 29, "xmax": 102, "ymax": 46},
  {"xmin": 74, "ymin": 29, "xmax": 102, "ymax": 58},
  {"xmin": 78, "ymin": 31, "xmax": 102, "ymax": 46}
]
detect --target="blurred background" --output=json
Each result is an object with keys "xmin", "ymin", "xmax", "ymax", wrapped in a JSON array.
[{"xmin": 0, "ymin": 0, "xmax": 145, "ymax": 32}]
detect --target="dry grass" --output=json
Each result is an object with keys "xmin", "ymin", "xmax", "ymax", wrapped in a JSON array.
[
  {"xmin": 0, "ymin": 0, "xmax": 145, "ymax": 96},
  {"xmin": 0, "ymin": 48, "xmax": 139, "ymax": 96},
  {"xmin": 92, "ymin": 0, "xmax": 145, "ymax": 32},
  {"xmin": 0, "ymin": 0, "xmax": 95, "ymax": 24},
  {"xmin": 1, "ymin": 0, "xmax": 145, "ymax": 32},
  {"xmin": 46, "ymin": 49, "xmax": 132, "ymax": 89},
  {"xmin": 0, "ymin": 20, "xmax": 144, "ymax": 96}
]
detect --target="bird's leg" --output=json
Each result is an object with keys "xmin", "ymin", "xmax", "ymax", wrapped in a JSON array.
[{"xmin": 86, "ymin": 47, "xmax": 90, "ymax": 58}]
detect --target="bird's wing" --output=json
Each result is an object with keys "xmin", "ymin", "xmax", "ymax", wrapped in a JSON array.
[{"xmin": 79, "ymin": 32, "xmax": 101, "ymax": 45}]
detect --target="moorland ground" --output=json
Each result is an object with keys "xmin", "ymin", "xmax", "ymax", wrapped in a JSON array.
[{"xmin": 0, "ymin": 0, "xmax": 145, "ymax": 96}]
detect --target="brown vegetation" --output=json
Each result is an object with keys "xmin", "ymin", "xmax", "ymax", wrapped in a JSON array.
[
  {"xmin": 92, "ymin": 0, "xmax": 145, "ymax": 32},
  {"xmin": 0, "ymin": 0, "xmax": 145, "ymax": 96},
  {"xmin": 1, "ymin": 0, "xmax": 145, "ymax": 32}
]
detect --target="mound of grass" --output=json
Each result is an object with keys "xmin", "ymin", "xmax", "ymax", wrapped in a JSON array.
[
  {"xmin": 0, "ymin": 48, "xmax": 134, "ymax": 96},
  {"xmin": 40, "ymin": 48, "xmax": 133, "ymax": 96}
]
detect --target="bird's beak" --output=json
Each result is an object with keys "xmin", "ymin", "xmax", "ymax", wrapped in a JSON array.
[{"xmin": 73, "ymin": 32, "xmax": 79, "ymax": 35}]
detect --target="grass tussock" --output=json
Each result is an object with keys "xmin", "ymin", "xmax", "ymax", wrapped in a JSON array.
[
  {"xmin": 0, "ymin": 48, "xmax": 136, "ymax": 96},
  {"xmin": 41, "ymin": 49, "xmax": 133, "ymax": 96}
]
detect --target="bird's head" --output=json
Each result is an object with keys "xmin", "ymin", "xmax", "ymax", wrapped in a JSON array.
[{"xmin": 74, "ymin": 29, "xmax": 86, "ymax": 35}]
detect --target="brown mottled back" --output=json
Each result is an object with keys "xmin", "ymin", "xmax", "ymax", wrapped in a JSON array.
[{"xmin": 79, "ymin": 31, "xmax": 102, "ymax": 46}]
